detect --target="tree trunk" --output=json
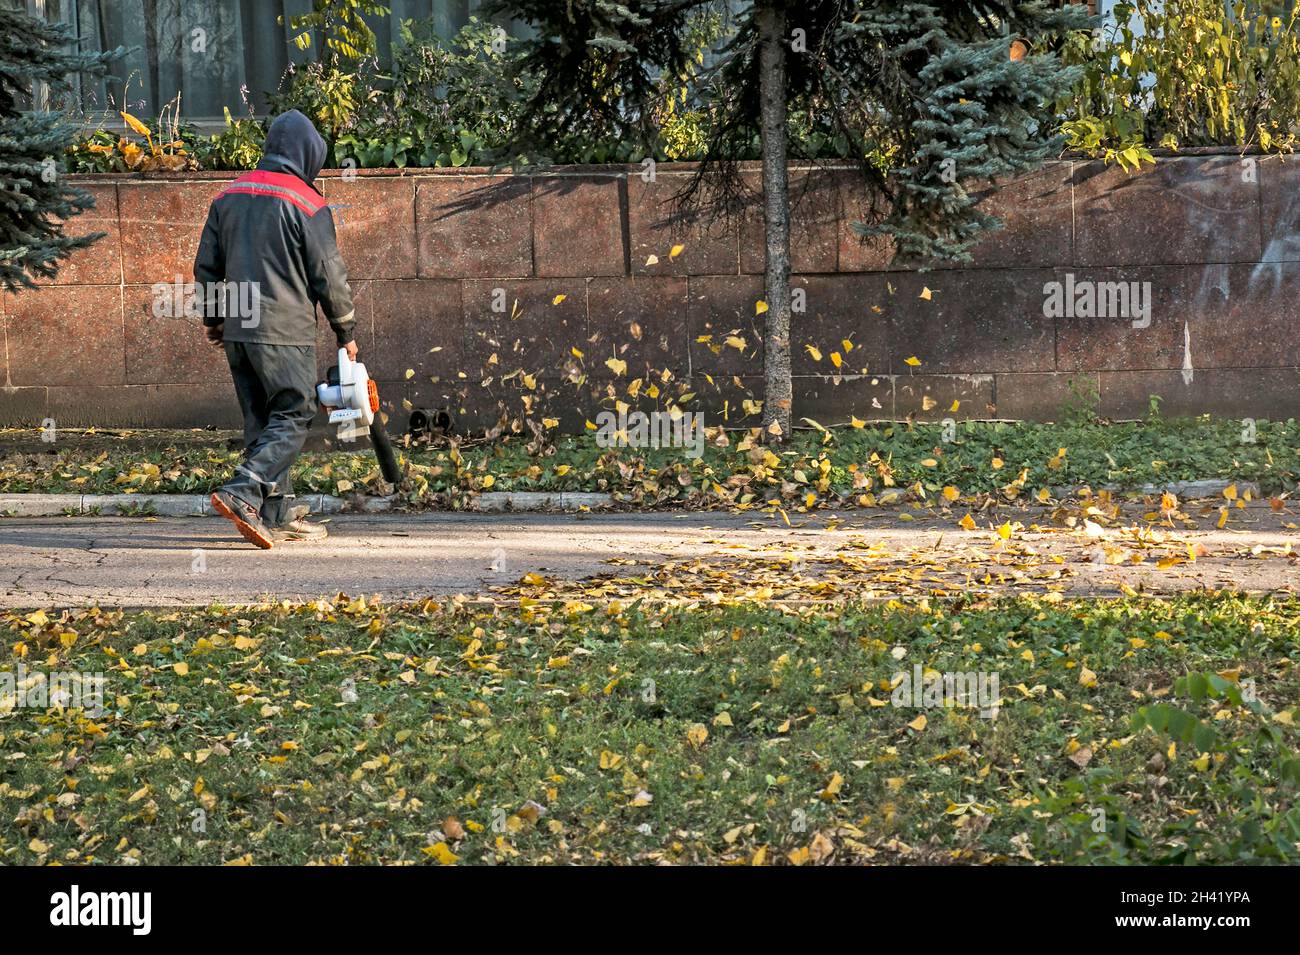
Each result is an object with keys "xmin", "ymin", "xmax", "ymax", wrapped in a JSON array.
[{"xmin": 756, "ymin": 3, "xmax": 793, "ymax": 443}]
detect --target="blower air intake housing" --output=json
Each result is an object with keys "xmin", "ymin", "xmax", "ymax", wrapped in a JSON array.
[{"xmin": 316, "ymin": 347, "xmax": 402, "ymax": 485}]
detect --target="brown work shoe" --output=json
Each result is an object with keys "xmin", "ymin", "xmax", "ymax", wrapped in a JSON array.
[
  {"xmin": 271, "ymin": 518, "xmax": 328, "ymax": 543},
  {"xmin": 210, "ymin": 489, "xmax": 274, "ymax": 550}
]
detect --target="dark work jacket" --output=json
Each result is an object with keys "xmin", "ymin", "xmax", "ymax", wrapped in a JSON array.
[{"xmin": 193, "ymin": 110, "xmax": 355, "ymax": 346}]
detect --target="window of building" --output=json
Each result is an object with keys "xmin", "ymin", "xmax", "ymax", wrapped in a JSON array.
[{"xmin": 20, "ymin": 0, "xmax": 519, "ymax": 121}]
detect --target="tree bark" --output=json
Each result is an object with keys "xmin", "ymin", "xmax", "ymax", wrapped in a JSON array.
[{"xmin": 756, "ymin": 3, "xmax": 793, "ymax": 443}]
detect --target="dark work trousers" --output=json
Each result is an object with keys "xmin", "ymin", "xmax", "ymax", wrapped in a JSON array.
[{"xmin": 221, "ymin": 340, "xmax": 317, "ymax": 528}]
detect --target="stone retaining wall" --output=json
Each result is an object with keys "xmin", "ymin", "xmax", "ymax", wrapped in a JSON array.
[{"xmin": 2, "ymin": 155, "xmax": 1296, "ymax": 432}]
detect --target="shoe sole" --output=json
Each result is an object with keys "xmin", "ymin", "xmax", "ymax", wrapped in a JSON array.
[{"xmin": 210, "ymin": 493, "xmax": 274, "ymax": 550}]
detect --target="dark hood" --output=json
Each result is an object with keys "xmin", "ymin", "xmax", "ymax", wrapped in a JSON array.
[{"xmin": 257, "ymin": 110, "xmax": 327, "ymax": 185}]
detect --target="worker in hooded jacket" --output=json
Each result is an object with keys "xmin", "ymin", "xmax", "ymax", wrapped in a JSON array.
[{"xmin": 194, "ymin": 109, "xmax": 356, "ymax": 549}]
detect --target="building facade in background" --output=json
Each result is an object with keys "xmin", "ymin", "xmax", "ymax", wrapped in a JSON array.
[
  {"xmin": 12, "ymin": 0, "xmax": 517, "ymax": 119},
  {"xmin": 16, "ymin": 0, "xmax": 1116, "ymax": 121}
]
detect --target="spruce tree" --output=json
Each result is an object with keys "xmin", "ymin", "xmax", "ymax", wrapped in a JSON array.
[
  {"xmin": 485, "ymin": 0, "xmax": 1089, "ymax": 440},
  {"xmin": 0, "ymin": 5, "xmax": 122, "ymax": 291}
]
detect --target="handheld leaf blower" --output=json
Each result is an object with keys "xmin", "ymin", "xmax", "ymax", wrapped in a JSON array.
[{"xmin": 316, "ymin": 347, "xmax": 403, "ymax": 485}]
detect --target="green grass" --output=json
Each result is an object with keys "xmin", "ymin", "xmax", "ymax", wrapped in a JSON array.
[
  {"xmin": 1, "ymin": 415, "xmax": 1297, "ymax": 507},
  {"xmin": 2, "ymin": 594, "xmax": 1297, "ymax": 865}
]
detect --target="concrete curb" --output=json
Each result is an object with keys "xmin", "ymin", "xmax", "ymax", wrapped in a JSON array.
[
  {"xmin": 0, "ymin": 491, "xmax": 615, "ymax": 517},
  {"xmin": 1051, "ymin": 479, "xmax": 1261, "ymax": 499},
  {"xmin": 0, "ymin": 480, "xmax": 1262, "ymax": 519},
  {"xmin": 472, "ymin": 491, "xmax": 613, "ymax": 511}
]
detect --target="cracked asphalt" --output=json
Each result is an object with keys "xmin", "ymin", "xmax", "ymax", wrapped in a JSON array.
[{"xmin": 0, "ymin": 508, "xmax": 1295, "ymax": 607}]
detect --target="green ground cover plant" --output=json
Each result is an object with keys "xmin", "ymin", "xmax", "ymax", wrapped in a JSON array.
[{"xmin": 2, "ymin": 595, "xmax": 1295, "ymax": 865}]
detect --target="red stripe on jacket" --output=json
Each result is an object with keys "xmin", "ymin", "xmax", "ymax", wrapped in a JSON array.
[{"xmin": 218, "ymin": 170, "xmax": 326, "ymax": 216}]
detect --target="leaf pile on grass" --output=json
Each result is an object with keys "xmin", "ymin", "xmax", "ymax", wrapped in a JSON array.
[
  {"xmin": 2, "ymin": 595, "xmax": 1296, "ymax": 865},
  {"xmin": 0, "ymin": 417, "xmax": 1296, "ymax": 510}
]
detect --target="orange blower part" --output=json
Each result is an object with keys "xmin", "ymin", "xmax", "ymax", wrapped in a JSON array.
[{"xmin": 367, "ymin": 379, "xmax": 380, "ymax": 414}]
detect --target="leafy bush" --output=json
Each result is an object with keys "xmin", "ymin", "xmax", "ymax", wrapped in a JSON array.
[
  {"xmin": 331, "ymin": 17, "xmax": 519, "ymax": 169},
  {"xmin": 1058, "ymin": 0, "xmax": 1300, "ymax": 168},
  {"xmin": 266, "ymin": 60, "xmax": 366, "ymax": 142},
  {"xmin": 271, "ymin": 13, "xmax": 730, "ymax": 170},
  {"xmin": 194, "ymin": 108, "xmax": 266, "ymax": 171}
]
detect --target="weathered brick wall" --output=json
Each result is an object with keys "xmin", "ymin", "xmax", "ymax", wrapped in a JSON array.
[{"xmin": 2, "ymin": 154, "xmax": 1297, "ymax": 433}]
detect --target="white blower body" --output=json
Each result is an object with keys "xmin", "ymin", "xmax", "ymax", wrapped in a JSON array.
[
  {"xmin": 315, "ymin": 348, "xmax": 403, "ymax": 485},
  {"xmin": 316, "ymin": 347, "xmax": 377, "ymax": 428}
]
